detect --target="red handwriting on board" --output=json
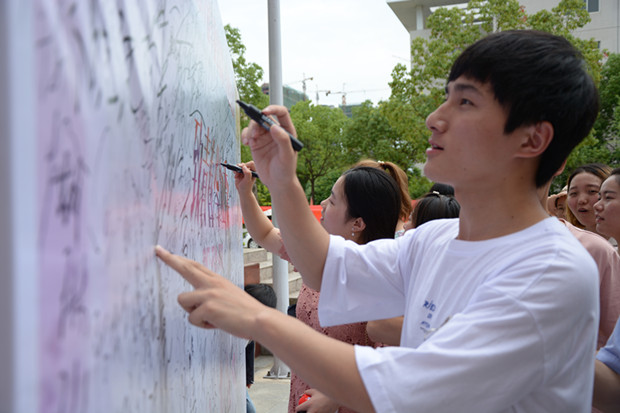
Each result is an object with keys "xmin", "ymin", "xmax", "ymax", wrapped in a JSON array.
[{"xmin": 188, "ymin": 110, "xmax": 231, "ymax": 229}]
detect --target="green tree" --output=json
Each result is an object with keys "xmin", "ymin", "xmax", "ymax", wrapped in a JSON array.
[
  {"xmin": 291, "ymin": 101, "xmax": 350, "ymax": 203},
  {"xmin": 224, "ymin": 24, "xmax": 269, "ymax": 112},
  {"xmin": 593, "ymin": 54, "xmax": 620, "ymax": 162},
  {"xmin": 343, "ymin": 101, "xmax": 402, "ymax": 166},
  {"xmin": 224, "ymin": 24, "xmax": 271, "ymax": 203},
  {"xmin": 341, "ymin": 99, "xmax": 430, "ymax": 198},
  {"xmin": 310, "ymin": 168, "xmax": 344, "ymax": 207},
  {"xmin": 387, "ymin": 0, "xmax": 607, "ymax": 193}
]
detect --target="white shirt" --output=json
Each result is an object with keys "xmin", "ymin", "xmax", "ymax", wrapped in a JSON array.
[{"xmin": 319, "ymin": 218, "xmax": 599, "ymax": 413}]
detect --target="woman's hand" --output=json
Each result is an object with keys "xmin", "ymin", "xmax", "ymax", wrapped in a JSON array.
[
  {"xmin": 295, "ymin": 389, "xmax": 340, "ymax": 413},
  {"xmin": 234, "ymin": 161, "xmax": 257, "ymax": 195}
]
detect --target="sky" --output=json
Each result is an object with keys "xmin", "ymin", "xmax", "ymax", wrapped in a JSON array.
[{"xmin": 217, "ymin": 0, "xmax": 411, "ymax": 107}]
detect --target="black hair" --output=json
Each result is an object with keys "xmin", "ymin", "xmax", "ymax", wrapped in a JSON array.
[
  {"xmin": 354, "ymin": 159, "xmax": 413, "ymax": 221},
  {"xmin": 244, "ymin": 284, "xmax": 277, "ymax": 308},
  {"xmin": 412, "ymin": 193, "xmax": 461, "ymax": 228},
  {"xmin": 429, "ymin": 182, "xmax": 455, "ymax": 196},
  {"xmin": 448, "ymin": 30, "xmax": 599, "ymax": 187},
  {"xmin": 341, "ymin": 166, "xmax": 401, "ymax": 244}
]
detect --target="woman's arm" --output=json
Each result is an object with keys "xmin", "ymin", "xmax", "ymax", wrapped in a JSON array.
[{"xmin": 235, "ymin": 161, "xmax": 284, "ymax": 255}]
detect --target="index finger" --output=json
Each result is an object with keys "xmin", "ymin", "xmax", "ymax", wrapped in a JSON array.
[{"xmin": 155, "ymin": 245, "xmax": 207, "ymax": 289}]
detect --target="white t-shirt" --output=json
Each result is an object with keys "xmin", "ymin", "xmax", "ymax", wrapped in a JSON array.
[{"xmin": 319, "ymin": 217, "xmax": 599, "ymax": 413}]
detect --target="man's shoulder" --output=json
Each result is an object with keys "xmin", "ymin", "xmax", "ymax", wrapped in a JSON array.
[{"xmin": 473, "ymin": 218, "xmax": 593, "ymax": 273}]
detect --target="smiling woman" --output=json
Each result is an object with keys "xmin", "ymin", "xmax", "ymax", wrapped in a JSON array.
[{"xmin": 566, "ymin": 163, "xmax": 612, "ymax": 235}]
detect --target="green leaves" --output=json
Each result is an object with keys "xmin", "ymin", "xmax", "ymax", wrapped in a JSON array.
[
  {"xmin": 387, "ymin": 0, "xmax": 612, "ymax": 195},
  {"xmin": 224, "ymin": 24, "xmax": 269, "ymax": 125},
  {"xmin": 291, "ymin": 101, "xmax": 350, "ymax": 203}
]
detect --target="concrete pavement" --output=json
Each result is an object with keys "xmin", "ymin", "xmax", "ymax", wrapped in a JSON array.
[{"xmin": 248, "ymin": 355, "xmax": 291, "ymax": 412}]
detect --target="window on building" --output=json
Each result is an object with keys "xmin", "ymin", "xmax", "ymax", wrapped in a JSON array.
[{"xmin": 584, "ymin": 0, "xmax": 599, "ymax": 13}]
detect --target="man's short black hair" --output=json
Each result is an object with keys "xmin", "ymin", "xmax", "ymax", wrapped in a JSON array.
[{"xmin": 448, "ymin": 30, "xmax": 599, "ymax": 187}]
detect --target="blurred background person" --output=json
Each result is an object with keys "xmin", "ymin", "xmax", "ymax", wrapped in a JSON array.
[{"xmin": 566, "ymin": 163, "xmax": 612, "ymax": 237}]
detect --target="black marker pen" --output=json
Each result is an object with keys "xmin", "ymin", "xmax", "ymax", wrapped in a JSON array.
[
  {"xmin": 237, "ymin": 100, "xmax": 304, "ymax": 151},
  {"xmin": 220, "ymin": 162, "xmax": 259, "ymax": 179}
]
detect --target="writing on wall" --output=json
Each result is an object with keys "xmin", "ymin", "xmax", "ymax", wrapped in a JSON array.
[{"xmin": 35, "ymin": 1, "xmax": 243, "ymax": 411}]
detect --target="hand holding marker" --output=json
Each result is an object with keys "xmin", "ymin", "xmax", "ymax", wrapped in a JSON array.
[
  {"xmin": 237, "ymin": 100, "xmax": 304, "ymax": 151},
  {"xmin": 220, "ymin": 162, "xmax": 259, "ymax": 179}
]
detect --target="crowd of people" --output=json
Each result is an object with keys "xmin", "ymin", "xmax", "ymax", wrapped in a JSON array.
[{"xmin": 155, "ymin": 30, "xmax": 620, "ymax": 412}]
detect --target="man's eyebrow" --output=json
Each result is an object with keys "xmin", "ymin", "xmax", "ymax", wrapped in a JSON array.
[{"xmin": 445, "ymin": 83, "xmax": 483, "ymax": 96}]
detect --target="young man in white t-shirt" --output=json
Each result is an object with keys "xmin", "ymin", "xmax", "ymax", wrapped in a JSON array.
[{"xmin": 156, "ymin": 31, "xmax": 600, "ymax": 412}]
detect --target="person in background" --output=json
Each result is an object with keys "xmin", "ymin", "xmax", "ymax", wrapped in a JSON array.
[
  {"xmin": 543, "ymin": 169, "xmax": 620, "ymax": 349},
  {"xmin": 233, "ymin": 162, "xmax": 402, "ymax": 413},
  {"xmin": 594, "ymin": 168, "xmax": 620, "ymax": 253},
  {"xmin": 594, "ymin": 316, "xmax": 620, "ymax": 412},
  {"xmin": 546, "ymin": 186, "xmax": 567, "ymax": 219},
  {"xmin": 352, "ymin": 159, "xmax": 412, "ymax": 237},
  {"xmin": 403, "ymin": 191, "xmax": 461, "ymax": 232},
  {"xmin": 591, "ymin": 168, "xmax": 620, "ymax": 412},
  {"xmin": 429, "ymin": 182, "xmax": 455, "ymax": 196},
  {"xmin": 244, "ymin": 283, "xmax": 277, "ymax": 413},
  {"xmin": 566, "ymin": 163, "xmax": 612, "ymax": 237}
]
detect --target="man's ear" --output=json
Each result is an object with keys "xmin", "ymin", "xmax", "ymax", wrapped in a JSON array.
[
  {"xmin": 516, "ymin": 121, "xmax": 554, "ymax": 159},
  {"xmin": 554, "ymin": 159, "xmax": 568, "ymax": 177}
]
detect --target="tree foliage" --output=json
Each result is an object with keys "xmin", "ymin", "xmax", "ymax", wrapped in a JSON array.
[
  {"xmin": 224, "ymin": 24, "xmax": 271, "ymax": 203},
  {"xmin": 341, "ymin": 99, "xmax": 432, "ymax": 198},
  {"xmin": 224, "ymin": 24, "xmax": 269, "ymax": 112},
  {"xmin": 387, "ymin": 0, "xmax": 609, "ymax": 194},
  {"xmin": 593, "ymin": 54, "xmax": 620, "ymax": 163},
  {"xmin": 290, "ymin": 101, "xmax": 350, "ymax": 203}
]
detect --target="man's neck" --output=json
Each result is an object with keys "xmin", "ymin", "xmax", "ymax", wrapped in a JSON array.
[{"xmin": 454, "ymin": 186, "xmax": 550, "ymax": 241}]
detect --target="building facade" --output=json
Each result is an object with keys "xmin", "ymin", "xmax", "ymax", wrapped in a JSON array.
[
  {"xmin": 388, "ymin": 0, "xmax": 620, "ymax": 53},
  {"xmin": 261, "ymin": 83, "xmax": 308, "ymax": 109}
]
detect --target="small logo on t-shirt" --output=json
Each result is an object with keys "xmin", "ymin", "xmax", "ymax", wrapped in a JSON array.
[{"xmin": 420, "ymin": 299, "xmax": 451, "ymax": 340}]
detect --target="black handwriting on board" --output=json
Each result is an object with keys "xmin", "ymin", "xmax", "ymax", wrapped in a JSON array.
[
  {"xmin": 57, "ymin": 248, "xmax": 89, "ymax": 339},
  {"xmin": 39, "ymin": 114, "xmax": 89, "ymax": 248},
  {"xmin": 54, "ymin": 359, "xmax": 88, "ymax": 413}
]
